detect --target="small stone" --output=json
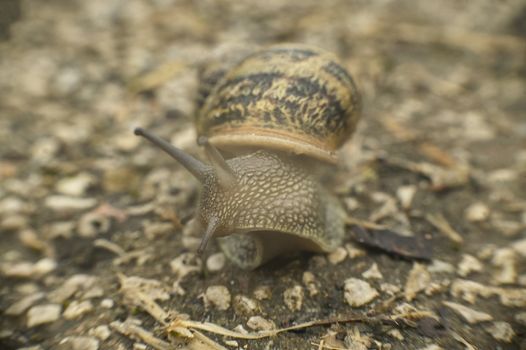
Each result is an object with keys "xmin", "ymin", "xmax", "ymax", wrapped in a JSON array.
[
  {"xmin": 63, "ymin": 300, "xmax": 93, "ymax": 320},
  {"xmin": 58, "ymin": 336, "xmax": 99, "ymax": 350},
  {"xmin": 100, "ymin": 298, "xmax": 114, "ymax": 309},
  {"xmin": 246, "ymin": 316, "xmax": 276, "ymax": 331},
  {"xmin": 485, "ymin": 322, "xmax": 515, "ymax": 342},
  {"xmin": 442, "ymin": 301, "xmax": 493, "ymax": 324},
  {"xmin": 48, "ymin": 275, "xmax": 98, "ymax": 303},
  {"xmin": 233, "ymin": 295, "xmax": 259, "ymax": 315},
  {"xmin": 396, "ymin": 185, "xmax": 417, "ymax": 209},
  {"xmin": 418, "ymin": 346, "xmax": 443, "ymax": 350},
  {"xmin": 45, "ymin": 221, "xmax": 75, "ymax": 239},
  {"xmin": 458, "ymin": 254, "xmax": 483, "ymax": 277},
  {"xmin": 450, "ymin": 279, "xmax": 495, "ymax": 304},
  {"xmin": 302, "ymin": 271, "xmax": 319, "ymax": 296},
  {"xmin": 17, "ymin": 346, "xmax": 43, "ymax": 350},
  {"xmin": 224, "ymin": 340, "xmax": 239, "ymax": 347},
  {"xmin": 253, "ymin": 285, "xmax": 272, "ymax": 301},
  {"xmin": 345, "ymin": 243, "xmax": 366, "ymax": 259},
  {"xmin": 498, "ymin": 288, "xmax": 526, "ymax": 307},
  {"xmin": 492, "ymin": 248, "xmax": 517, "ymax": 284},
  {"xmin": 89, "ymin": 325, "xmax": 111, "ymax": 341},
  {"xmin": 1, "ymin": 215, "xmax": 29, "ymax": 231},
  {"xmin": 170, "ymin": 253, "xmax": 202, "ymax": 280},
  {"xmin": 55, "ymin": 173, "xmax": 96, "ymax": 196},
  {"xmin": 143, "ymin": 222, "xmax": 173, "ymax": 239},
  {"xmin": 344, "ymin": 197, "xmax": 360, "ymax": 212},
  {"xmin": 77, "ymin": 212, "xmax": 111, "ymax": 237},
  {"xmin": 328, "ymin": 247, "xmax": 347, "ymax": 264},
  {"xmin": 387, "ymin": 328, "xmax": 404, "ymax": 340},
  {"xmin": 1, "ymin": 258, "xmax": 56, "ymax": 278},
  {"xmin": 362, "ymin": 263, "xmax": 383, "ymax": 280},
  {"xmin": 380, "ymin": 283, "xmax": 401, "ymax": 295},
  {"xmin": 283, "ymin": 285, "xmax": 304, "ymax": 311},
  {"xmin": 512, "ymin": 238, "xmax": 526, "ymax": 258},
  {"xmin": 45, "ymin": 196, "xmax": 97, "ymax": 212},
  {"xmin": 464, "ymin": 202, "xmax": 490, "ymax": 222},
  {"xmin": 344, "ymin": 278, "xmax": 379, "ymax": 307},
  {"xmin": 404, "ymin": 263, "xmax": 431, "ymax": 301},
  {"xmin": 206, "ymin": 253, "xmax": 225, "ymax": 272},
  {"xmin": 515, "ymin": 312, "xmax": 526, "ymax": 326},
  {"xmin": 428, "ymin": 260, "xmax": 455, "ymax": 274},
  {"xmin": 5, "ymin": 292, "xmax": 44, "ymax": 316},
  {"xmin": 203, "ymin": 285, "xmax": 231, "ymax": 310},
  {"xmin": 27, "ymin": 304, "xmax": 62, "ymax": 327}
]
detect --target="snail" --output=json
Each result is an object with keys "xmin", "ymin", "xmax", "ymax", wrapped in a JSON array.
[{"xmin": 134, "ymin": 44, "xmax": 362, "ymax": 269}]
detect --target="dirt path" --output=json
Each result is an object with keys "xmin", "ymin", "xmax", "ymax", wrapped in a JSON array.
[{"xmin": 1, "ymin": 1, "xmax": 525, "ymax": 349}]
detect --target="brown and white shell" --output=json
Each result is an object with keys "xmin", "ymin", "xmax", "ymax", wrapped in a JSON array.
[{"xmin": 196, "ymin": 44, "xmax": 362, "ymax": 163}]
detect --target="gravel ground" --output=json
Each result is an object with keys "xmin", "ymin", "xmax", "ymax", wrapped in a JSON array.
[{"xmin": 1, "ymin": 1, "xmax": 526, "ymax": 349}]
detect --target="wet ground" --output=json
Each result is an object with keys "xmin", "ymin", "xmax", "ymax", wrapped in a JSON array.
[{"xmin": 1, "ymin": 0, "xmax": 526, "ymax": 349}]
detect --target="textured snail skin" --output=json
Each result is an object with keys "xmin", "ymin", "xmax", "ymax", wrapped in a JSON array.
[
  {"xmin": 136, "ymin": 44, "xmax": 361, "ymax": 269},
  {"xmin": 197, "ymin": 44, "xmax": 362, "ymax": 163},
  {"xmin": 197, "ymin": 150, "xmax": 345, "ymax": 270}
]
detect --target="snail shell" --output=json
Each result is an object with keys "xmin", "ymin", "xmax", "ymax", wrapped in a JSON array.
[{"xmin": 196, "ymin": 44, "xmax": 361, "ymax": 163}]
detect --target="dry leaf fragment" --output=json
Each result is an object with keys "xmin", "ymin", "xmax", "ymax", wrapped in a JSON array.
[{"xmin": 405, "ymin": 263, "xmax": 431, "ymax": 301}]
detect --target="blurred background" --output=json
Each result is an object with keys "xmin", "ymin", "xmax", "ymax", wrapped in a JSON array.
[{"xmin": 0, "ymin": 1, "xmax": 525, "ymax": 349}]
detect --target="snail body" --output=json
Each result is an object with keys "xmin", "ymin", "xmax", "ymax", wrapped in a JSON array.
[{"xmin": 135, "ymin": 44, "xmax": 361, "ymax": 269}]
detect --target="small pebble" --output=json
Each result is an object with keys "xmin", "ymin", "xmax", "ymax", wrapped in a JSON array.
[
  {"xmin": 58, "ymin": 336, "xmax": 99, "ymax": 350},
  {"xmin": 246, "ymin": 316, "xmax": 276, "ymax": 331},
  {"xmin": 380, "ymin": 283, "xmax": 401, "ymax": 295},
  {"xmin": 344, "ymin": 278, "xmax": 379, "ymax": 307},
  {"xmin": 100, "ymin": 298, "xmax": 114, "ymax": 309},
  {"xmin": 5, "ymin": 292, "xmax": 44, "ymax": 316},
  {"xmin": 405, "ymin": 263, "xmax": 431, "ymax": 301},
  {"xmin": 428, "ymin": 259, "xmax": 455, "ymax": 274},
  {"xmin": 328, "ymin": 247, "xmax": 347, "ymax": 264},
  {"xmin": 387, "ymin": 328, "xmax": 404, "ymax": 341},
  {"xmin": 1, "ymin": 258, "xmax": 56, "ymax": 278},
  {"xmin": 492, "ymin": 248, "xmax": 517, "ymax": 284},
  {"xmin": 170, "ymin": 253, "xmax": 202, "ymax": 280},
  {"xmin": 253, "ymin": 285, "xmax": 272, "ymax": 301},
  {"xmin": 458, "ymin": 254, "xmax": 483, "ymax": 277},
  {"xmin": 345, "ymin": 243, "xmax": 365, "ymax": 259},
  {"xmin": 45, "ymin": 195, "xmax": 97, "ymax": 212},
  {"xmin": 511, "ymin": 238, "xmax": 526, "ymax": 258},
  {"xmin": 514, "ymin": 312, "xmax": 526, "ymax": 326},
  {"xmin": 63, "ymin": 300, "xmax": 94, "ymax": 319},
  {"xmin": 49, "ymin": 274, "xmax": 98, "ymax": 303},
  {"xmin": 464, "ymin": 202, "xmax": 490, "ymax": 222},
  {"xmin": 55, "ymin": 173, "xmax": 95, "ymax": 196},
  {"xmin": 27, "ymin": 304, "xmax": 62, "ymax": 327},
  {"xmin": 283, "ymin": 285, "xmax": 304, "ymax": 311},
  {"xmin": 77, "ymin": 212, "xmax": 111, "ymax": 237},
  {"xmin": 203, "ymin": 285, "xmax": 231, "ymax": 310},
  {"xmin": 396, "ymin": 185, "xmax": 417, "ymax": 209},
  {"xmin": 233, "ymin": 295, "xmax": 259, "ymax": 315},
  {"xmin": 362, "ymin": 263, "xmax": 383, "ymax": 280},
  {"xmin": 485, "ymin": 321, "xmax": 515, "ymax": 343},
  {"xmin": 302, "ymin": 271, "xmax": 319, "ymax": 296},
  {"xmin": 442, "ymin": 301, "xmax": 493, "ymax": 324},
  {"xmin": 206, "ymin": 253, "xmax": 226, "ymax": 272},
  {"xmin": 89, "ymin": 325, "xmax": 111, "ymax": 341}
]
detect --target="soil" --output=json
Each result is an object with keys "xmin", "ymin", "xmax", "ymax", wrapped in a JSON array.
[{"xmin": 1, "ymin": 1, "xmax": 525, "ymax": 349}]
